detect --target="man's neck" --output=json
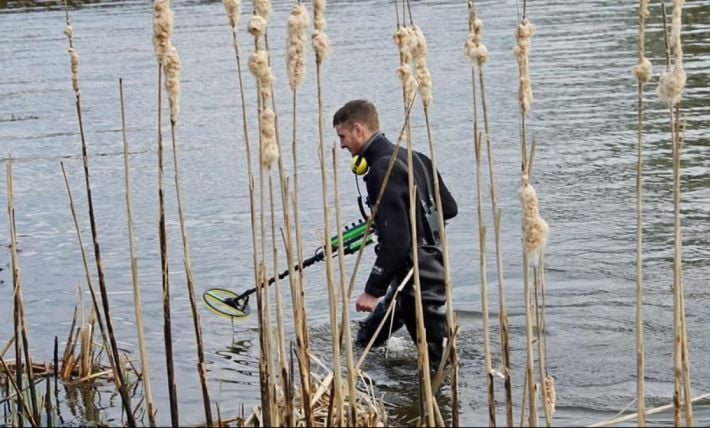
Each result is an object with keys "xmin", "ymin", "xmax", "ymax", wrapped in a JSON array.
[{"xmin": 359, "ymin": 131, "xmax": 382, "ymax": 155}]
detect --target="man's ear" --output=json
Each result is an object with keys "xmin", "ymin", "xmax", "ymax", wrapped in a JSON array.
[{"xmin": 353, "ymin": 122, "xmax": 365, "ymax": 139}]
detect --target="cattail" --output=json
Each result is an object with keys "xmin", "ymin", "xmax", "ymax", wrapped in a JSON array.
[
  {"xmin": 519, "ymin": 183, "xmax": 549, "ymax": 260},
  {"xmin": 393, "ymin": 26, "xmax": 413, "ymax": 64},
  {"xmin": 313, "ymin": 0, "xmax": 326, "ymax": 31},
  {"xmin": 395, "ymin": 65, "xmax": 417, "ymax": 106},
  {"xmin": 152, "ymin": 0, "xmax": 174, "ymax": 66},
  {"xmin": 464, "ymin": 9, "xmax": 488, "ymax": 66},
  {"xmin": 254, "ymin": 0, "xmax": 271, "ymax": 22},
  {"xmin": 633, "ymin": 57, "xmax": 653, "ymax": 83},
  {"xmin": 63, "ymin": 25, "xmax": 80, "ymax": 95},
  {"xmin": 287, "ymin": 3, "xmax": 310, "ymax": 90},
  {"xmin": 165, "ymin": 45, "xmax": 181, "ymax": 123},
  {"xmin": 312, "ymin": 30, "xmax": 331, "ymax": 64},
  {"xmin": 248, "ymin": 14, "xmax": 267, "ymax": 39},
  {"xmin": 543, "ymin": 376, "xmax": 556, "ymax": 416},
  {"xmin": 248, "ymin": 50, "xmax": 273, "ymax": 101},
  {"xmin": 411, "ymin": 25, "xmax": 432, "ymax": 108},
  {"xmin": 223, "ymin": 0, "xmax": 241, "ymax": 28},
  {"xmin": 514, "ymin": 19, "xmax": 535, "ymax": 114},
  {"xmin": 260, "ymin": 108, "xmax": 278, "ymax": 168},
  {"xmin": 633, "ymin": 0, "xmax": 652, "ymax": 83},
  {"xmin": 658, "ymin": 0, "xmax": 686, "ymax": 104}
]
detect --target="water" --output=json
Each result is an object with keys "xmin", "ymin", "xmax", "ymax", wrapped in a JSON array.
[{"xmin": 1, "ymin": 0, "xmax": 709, "ymax": 425}]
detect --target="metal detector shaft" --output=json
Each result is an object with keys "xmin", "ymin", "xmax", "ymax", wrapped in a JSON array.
[{"xmin": 238, "ymin": 220, "xmax": 374, "ymax": 300}]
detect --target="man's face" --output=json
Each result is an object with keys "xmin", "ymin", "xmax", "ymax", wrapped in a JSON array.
[{"xmin": 335, "ymin": 122, "xmax": 365, "ymax": 156}]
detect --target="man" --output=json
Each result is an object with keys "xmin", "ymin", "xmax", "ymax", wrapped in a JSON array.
[{"xmin": 332, "ymin": 99, "xmax": 457, "ymax": 366}]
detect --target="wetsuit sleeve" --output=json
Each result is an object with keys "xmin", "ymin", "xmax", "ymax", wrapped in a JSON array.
[
  {"xmin": 363, "ymin": 160, "xmax": 411, "ymax": 298},
  {"xmin": 436, "ymin": 170, "xmax": 458, "ymax": 220}
]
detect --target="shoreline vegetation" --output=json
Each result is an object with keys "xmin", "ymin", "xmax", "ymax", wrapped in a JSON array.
[{"xmin": 0, "ymin": 0, "xmax": 705, "ymax": 427}]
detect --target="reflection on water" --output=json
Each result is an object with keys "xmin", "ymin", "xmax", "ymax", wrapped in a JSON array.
[{"xmin": 0, "ymin": 0, "xmax": 709, "ymax": 425}]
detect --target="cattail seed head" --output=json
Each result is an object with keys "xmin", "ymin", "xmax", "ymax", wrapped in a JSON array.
[
  {"xmin": 249, "ymin": 50, "xmax": 273, "ymax": 101},
  {"xmin": 68, "ymin": 47, "xmax": 80, "ymax": 94},
  {"xmin": 287, "ymin": 2, "xmax": 309, "ymax": 90},
  {"xmin": 393, "ymin": 26, "xmax": 413, "ymax": 64},
  {"xmin": 152, "ymin": 0, "xmax": 174, "ymax": 66},
  {"xmin": 411, "ymin": 25, "xmax": 432, "ymax": 107},
  {"xmin": 658, "ymin": 0, "xmax": 686, "ymax": 104},
  {"xmin": 260, "ymin": 108, "xmax": 279, "ymax": 168},
  {"xmin": 396, "ymin": 65, "xmax": 417, "ymax": 106},
  {"xmin": 223, "ymin": 0, "xmax": 241, "ymax": 28},
  {"xmin": 313, "ymin": 0, "xmax": 327, "ymax": 31},
  {"xmin": 248, "ymin": 14, "xmax": 267, "ymax": 39},
  {"xmin": 164, "ymin": 45, "xmax": 181, "ymax": 123},
  {"xmin": 519, "ymin": 183, "xmax": 549, "ymax": 261},
  {"xmin": 633, "ymin": 57, "xmax": 652, "ymax": 83},
  {"xmin": 254, "ymin": 0, "xmax": 271, "ymax": 21},
  {"xmin": 312, "ymin": 30, "xmax": 331, "ymax": 64},
  {"xmin": 514, "ymin": 19, "xmax": 535, "ymax": 114},
  {"xmin": 64, "ymin": 24, "xmax": 73, "ymax": 38},
  {"xmin": 543, "ymin": 376, "xmax": 556, "ymax": 416}
]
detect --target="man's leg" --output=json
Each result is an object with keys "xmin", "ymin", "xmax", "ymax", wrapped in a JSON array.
[
  {"xmin": 355, "ymin": 286, "xmax": 404, "ymax": 348},
  {"xmin": 399, "ymin": 293, "xmax": 448, "ymax": 368}
]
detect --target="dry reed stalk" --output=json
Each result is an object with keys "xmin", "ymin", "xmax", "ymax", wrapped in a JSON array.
[
  {"xmin": 119, "ymin": 79, "xmax": 156, "ymax": 427},
  {"xmin": 62, "ymin": 8, "xmax": 136, "ymax": 426},
  {"xmin": 0, "ymin": 355, "xmax": 38, "ymax": 427},
  {"xmin": 164, "ymin": 41, "xmax": 214, "ymax": 426},
  {"xmin": 466, "ymin": 2, "xmax": 513, "ymax": 423},
  {"xmin": 588, "ymin": 391, "xmax": 710, "ymax": 427},
  {"xmin": 467, "ymin": 21, "xmax": 496, "ymax": 425},
  {"xmin": 632, "ymin": 0, "xmax": 652, "ymax": 424},
  {"xmin": 152, "ymin": 1, "xmax": 179, "ymax": 424},
  {"xmin": 659, "ymin": 2, "xmax": 693, "ymax": 425},
  {"xmin": 7, "ymin": 156, "xmax": 35, "ymax": 426},
  {"xmin": 514, "ymin": 7, "xmax": 541, "ymax": 426},
  {"xmin": 285, "ymin": 3, "xmax": 315, "ymax": 424},
  {"xmin": 310, "ymin": 2, "xmax": 345, "ymax": 425},
  {"xmin": 331, "ymin": 146, "xmax": 358, "ymax": 426},
  {"xmin": 533, "ymin": 264, "xmax": 553, "ymax": 426}
]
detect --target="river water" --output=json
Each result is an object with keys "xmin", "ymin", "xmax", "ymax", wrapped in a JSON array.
[{"xmin": 1, "ymin": 0, "xmax": 709, "ymax": 426}]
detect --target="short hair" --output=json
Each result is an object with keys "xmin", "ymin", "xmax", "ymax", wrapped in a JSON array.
[{"xmin": 332, "ymin": 99, "xmax": 380, "ymax": 131}]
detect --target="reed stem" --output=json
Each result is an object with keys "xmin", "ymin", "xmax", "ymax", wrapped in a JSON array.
[{"xmin": 119, "ymin": 79, "xmax": 156, "ymax": 427}]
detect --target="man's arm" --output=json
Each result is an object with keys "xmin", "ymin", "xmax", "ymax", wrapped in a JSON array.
[{"xmin": 362, "ymin": 160, "xmax": 411, "ymax": 298}]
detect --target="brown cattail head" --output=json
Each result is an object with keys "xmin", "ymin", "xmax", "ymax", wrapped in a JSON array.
[
  {"xmin": 247, "ymin": 14, "xmax": 267, "ymax": 39},
  {"xmin": 152, "ymin": 0, "xmax": 174, "ymax": 66},
  {"xmin": 260, "ymin": 108, "xmax": 279, "ymax": 169},
  {"xmin": 164, "ymin": 45, "xmax": 181, "ymax": 123},
  {"xmin": 249, "ymin": 50, "xmax": 273, "ymax": 101},
  {"xmin": 543, "ymin": 376, "xmax": 556, "ymax": 416},
  {"xmin": 514, "ymin": 19, "xmax": 535, "ymax": 114},
  {"xmin": 287, "ymin": 2, "xmax": 310, "ymax": 90},
  {"xmin": 519, "ymin": 183, "xmax": 549, "ymax": 261},
  {"xmin": 223, "ymin": 0, "xmax": 241, "ymax": 28},
  {"xmin": 658, "ymin": 0, "xmax": 686, "ymax": 104}
]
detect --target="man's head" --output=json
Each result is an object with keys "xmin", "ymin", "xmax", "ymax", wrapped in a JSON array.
[{"xmin": 332, "ymin": 99, "xmax": 380, "ymax": 156}]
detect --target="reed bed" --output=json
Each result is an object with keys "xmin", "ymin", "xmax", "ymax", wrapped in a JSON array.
[{"xmin": 2, "ymin": 1, "xmax": 705, "ymax": 427}]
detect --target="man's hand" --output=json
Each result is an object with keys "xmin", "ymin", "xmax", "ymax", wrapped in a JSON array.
[{"xmin": 355, "ymin": 292, "xmax": 379, "ymax": 312}]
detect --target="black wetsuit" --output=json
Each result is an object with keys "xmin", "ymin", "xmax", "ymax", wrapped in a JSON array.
[{"xmin": 356, "ymin": 132, "xmax": 458, "ymax": 365}]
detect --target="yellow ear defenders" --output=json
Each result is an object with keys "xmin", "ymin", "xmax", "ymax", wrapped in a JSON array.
[{"xmin": 351, "ymin": 154, "xmax": 369, "ymax": 175}]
